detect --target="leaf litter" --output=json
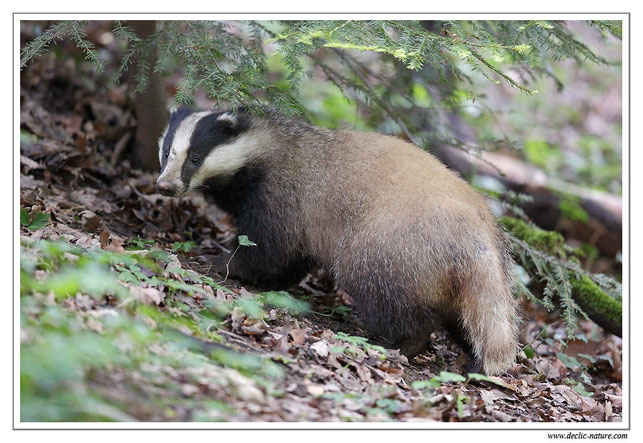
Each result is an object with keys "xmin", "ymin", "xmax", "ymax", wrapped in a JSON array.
[{"xmin": 18, "ymin": 50, "xmax": 622, "ymax": 423}]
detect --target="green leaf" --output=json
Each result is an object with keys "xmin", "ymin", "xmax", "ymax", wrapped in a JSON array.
[
  {"xmin": 127, "ymin": 237, "xmax": 155, "ymax": 250},
  {"xmin": 171, "ymin": 241, "xmax": 196, "ymax": 253},
  {"xmin": 235, "ymin": 298, "xmax": 264, "ymax": 319},
  {"xmin": 411, "ymin": 380, "xmax": 434, "ymax": 390},
  {"xmin": 456, "ymin": 393, "xmax": 469, "ymax": 418},
  {"xmin": 577, "ymin": 353, "xmax": 596, "ymax": 364},
  {"xmin": 117, "ymin": 270, "xmax": 140, "ymax": 284},
  {"xmin": 571, "ymin": 382, "xmax": 594, "ymax": 397},
  {"xmin": 20, "ymin": 129, "xmax": 39, "ymax": 145},
  {"xmin": 238, "ymin": 235, "xmax": 257, "ymax": 247},
  {"xmin": 580, "ymin": 371, "xmax": 593, "ymax": 385},
  {"xmin": 523, "ymin": 345, "xmax": 535, "ymax": 359},
  {"xmin": 20, "ymin": 208, "xmax": 29, "ymax": 226},
  {"xmin": 375, "ymin": 398, "xmax": 401, "ymax": 413},
  {"xmin": 260, "ymin": 290, "xmax": 310, "ymax": 315},
  {"xmin": 27, "ymin": 212, "xmax": 51, "ymax": 231},
  {"xmin": 467, "ymin": 373, "xmax": 514, "ymax": 390},
  {"xmin": 556, "ymin": 352, "xmax": 582, "ymax": 369},
  {"xmin": 597, "ymin": 354, "xmax": 614, "ymax": 368},
  {"xmin": 146, "ymin": 249, "xmax": 172, "ymax": 263},
  {"xmin": 429, "ymin": 371, "xmax": 466, "ymax": 387}
]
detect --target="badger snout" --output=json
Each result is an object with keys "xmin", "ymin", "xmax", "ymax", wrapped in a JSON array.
[{"xmin": 156, "ymin": 180, "xmax": 181, "ymax": 197}]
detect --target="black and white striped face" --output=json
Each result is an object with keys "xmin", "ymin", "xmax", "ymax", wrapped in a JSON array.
[{"xmin": 156, "ymin": 108, "xmax": 252, "ymax": 197}]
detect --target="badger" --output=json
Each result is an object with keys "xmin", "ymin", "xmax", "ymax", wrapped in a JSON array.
[{"xmin": 156, "ymin": 107, "xmax": 519, "ymax": 375}]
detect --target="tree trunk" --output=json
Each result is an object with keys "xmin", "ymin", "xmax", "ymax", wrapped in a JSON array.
[{"xmin": 127, "ymin": 21, "xmax": 167, "ymax": 172}]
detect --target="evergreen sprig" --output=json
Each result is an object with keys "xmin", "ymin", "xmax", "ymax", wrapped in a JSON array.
[
  {"xmin": 21, "ymin": 19, "xmax": 619, "ymax": 113},
  {"xmin": 21, "ymin": 21, "xmax": 105, "ymax": 70}
]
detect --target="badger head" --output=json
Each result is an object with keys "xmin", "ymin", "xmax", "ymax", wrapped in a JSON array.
[{"xmin": 156, "ymin": 107, "xmax": 252, "ymax": 197}]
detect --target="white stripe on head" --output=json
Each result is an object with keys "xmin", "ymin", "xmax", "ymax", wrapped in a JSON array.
[
  {"xmin": 188, "ymin": 132, "xmax": 262, "ymax": 190},
  {"xmin": 157, "ymin": 111, "xmax": 212, "ymax": 184},
  {"xmin": 158, "ymin": 125, "xmax": 169, "ymax": 165}
]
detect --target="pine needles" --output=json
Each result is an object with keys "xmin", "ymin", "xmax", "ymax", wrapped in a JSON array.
[
  {"xmin": 21, "ymin": 19, "xmax": 621, "ymax": 110},
  {"xmin": 21, "ymin": 21, "xmax": 104, "ymax": 71}
]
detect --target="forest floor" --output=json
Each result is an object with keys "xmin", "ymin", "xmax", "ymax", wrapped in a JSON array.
[{"xmin": 19, "ymin": 55, "xmax": 623, "ymax": 424}]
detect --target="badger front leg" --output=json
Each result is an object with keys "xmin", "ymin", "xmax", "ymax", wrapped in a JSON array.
[{"xmin": 225, "ymin": 241, "xmax": 314, "ymax": 289}]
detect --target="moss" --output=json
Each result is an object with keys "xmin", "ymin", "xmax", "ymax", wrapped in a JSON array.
[
  {"xmin": 502, "ymin": 216, "xmax": 621, "ymax": 336},
  {"xmin": 570, "ymin": 275, "xmax": 622, "ymax": 330},
  {"xmin": 500, "ymin": 216, "xmax": 566, "ymax": 256},
  {"xmin": 557, "ymin": 192, "xmax": 589, "ymax": 223}
]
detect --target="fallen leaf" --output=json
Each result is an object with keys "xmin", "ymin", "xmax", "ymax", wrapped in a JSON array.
[
  {"xmin": 289, "ymin": 328, "xmax": 307, "ymax": 345},
  {"xmin": 306, "ymin": 383, "xmax": 325, "ymax": 397},
  {"xmin": 127, "ymin": 284, "xmax": 164, "ymax": 305},
  {"xmin": 310, "ymin": 339, "xmax": 329, "ymax": 358},
  {"xmin": 99, "ymin": 231, "xmax": 110, "ymax": 249}
]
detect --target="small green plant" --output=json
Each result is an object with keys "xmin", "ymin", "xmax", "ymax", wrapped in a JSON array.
[
  {"xmin": 20, "ymin": 208, "xmax": 51, "ymax": 231},
  {"xmin": 259, "ymin": 290, "xmax": 310, "ymax": 315},
  {"xmin": 171, "ymin": 240, "xmax": 196, "ymax": 253},
  {"xmin": 456, "ymin": 393, "xmax": 470, "ymax": 418},
  {"xmin": 565, "ymin": 379, "xmax": 594, "ymax": 397},
  {"xmin": 374, "ymin": 398, "xmax": 403, "ymax": 415},
  {"xmin": 237, "ymin": 235, "xmax": 257, "ymax": 247},
  {"xmin": 219, "ymin": 235, "xmax": 257, "ymax": 284},
  {"xmin": 466, "ymin": 373, "xmax": 514, "ymax": 390},
  {"xmin": 556, "ymin": 352, "xmax": 583, "ymax": 369},
  {"xmin": 334, "ymin": 331, "xmax": 387, "ymax": 359},
  {"xmin": 412, "ymin": 371, "xmax": 467, "ymax": 390},
  {"xmin": 126, "ymin": 236, "xmax": 156, "ymax": 250}
]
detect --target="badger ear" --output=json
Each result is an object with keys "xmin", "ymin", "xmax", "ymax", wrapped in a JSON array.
[
  {"xmin": 168, "ymin": 106, "xmax": 194, "ymax": 124},
  {"xmin": 216, "ymin": 112, "xmax": 237, "ymax": 126},
  {"xmin": 216, "ymin": 112, "xmax": 249, "ymax": 136}
]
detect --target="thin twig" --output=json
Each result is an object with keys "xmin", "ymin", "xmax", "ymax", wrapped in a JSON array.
[
  {"xmin": 217, "ymin": 244, "xmax": 240, "ymax": 285},
  {"xmin": 328, "ymin": 48, "xmax": 421, "ymax": 146}
]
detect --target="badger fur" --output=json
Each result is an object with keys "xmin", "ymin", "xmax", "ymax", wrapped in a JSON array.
[{"xmin": 156, "ymin": 107, "xmax": 519, "ymax": 375}]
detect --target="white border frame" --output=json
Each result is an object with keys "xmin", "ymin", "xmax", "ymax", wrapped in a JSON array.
[{"xmin": 12, "ymin": 12, "xmax": 630, "ymax": 432}]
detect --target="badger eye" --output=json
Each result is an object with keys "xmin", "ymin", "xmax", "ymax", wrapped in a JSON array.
[
  {"xmin": 191, "ymin": 156, "xmax": 201, "ymax": 165},
  {"xmin": 164, "ymin": 151, "xmax": 169, "ymax": 159}
]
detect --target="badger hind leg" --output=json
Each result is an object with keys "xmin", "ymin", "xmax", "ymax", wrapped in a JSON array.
[
  {"xmin": 394, "ymin": 336, "xmax": 434, "ymax": 359},
  {"xmin": 443, "ymin": 318, "xmax": 483, "ymax": 374},
  {"xmin": 342, "ymin": 278, "xmax": 437, "ymax": 359}
]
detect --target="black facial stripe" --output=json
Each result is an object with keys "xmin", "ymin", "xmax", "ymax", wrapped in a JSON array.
[
  {"xmin": 160, "ymin": 107, "xmax": 194, "ymax": 173},
  {"xmin": 179, "ymin": 111, "xmax": 251, "ymax": 186},
  {"xmin": 190, "ymin": 112, "xmax": 246, "ymax": 151}
]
